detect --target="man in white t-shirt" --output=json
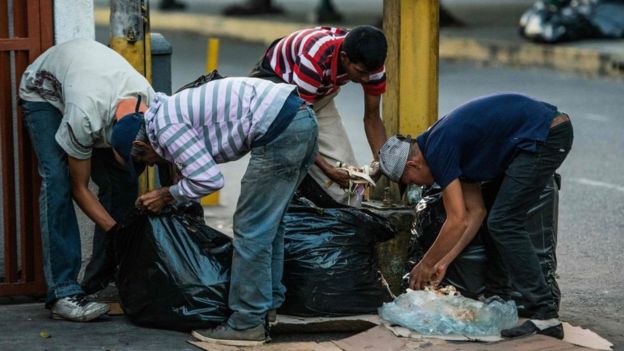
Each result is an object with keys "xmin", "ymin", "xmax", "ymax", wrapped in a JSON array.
[{"xmin": 19, "ymin": 38, "xmax": 154, "ymax": 322}]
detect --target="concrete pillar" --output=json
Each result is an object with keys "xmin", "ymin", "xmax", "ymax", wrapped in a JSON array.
[{"xmin": 54, "ymin": 0, "xmax": 95, "ymax": 44}]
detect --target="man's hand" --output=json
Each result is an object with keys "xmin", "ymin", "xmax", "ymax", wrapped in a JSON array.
[
  {"xmin": 326, "ymin": 167, "xmax": 351, "ymax": 188},
  {"xmin": 135, "ymin": 187, "xmax": 175, "ymax": 214},
  {"xmin": 409, "ymin": 260, "xmax": 437, "ymax": 290}
]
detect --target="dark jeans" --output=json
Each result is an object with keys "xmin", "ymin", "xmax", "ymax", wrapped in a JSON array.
[
  {"xmin": 484, "ymin": 120, "xmax": 573, "ymax": 319},
  {"xmin": 81, "ymin": 148, "xmax": 138, "ymax": 294}
]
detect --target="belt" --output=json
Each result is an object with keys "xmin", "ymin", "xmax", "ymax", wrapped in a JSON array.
[{"xmin": 550, "ymin": 113, "xmax": 570, "ymax": 128}]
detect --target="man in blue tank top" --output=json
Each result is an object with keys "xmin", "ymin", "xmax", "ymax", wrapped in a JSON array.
[{"xmin": 379, "ymin": 93, "xmax": 573, "ymax": 339}]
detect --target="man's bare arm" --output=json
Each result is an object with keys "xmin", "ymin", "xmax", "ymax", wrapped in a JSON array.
[
  {"xmin": 362, "ymin": 93, "xmax": 386, "ymax": 159},
  {"xmin": 68, "ymin": 156, "xmax": 116, "ymax": 231},
  {"xmin": 409, "ymin": 179, "xmax": 468, "ymax": 289}
]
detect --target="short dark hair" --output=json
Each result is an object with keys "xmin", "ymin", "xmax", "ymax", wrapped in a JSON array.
[{"xmin": 342, "ymin": 25, "xmax": 387, "ymax": 71}]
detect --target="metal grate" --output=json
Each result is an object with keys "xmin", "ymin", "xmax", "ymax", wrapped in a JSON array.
[{"xmin": 0, "ymin": 0, "xmax": 52, "ymax": 297}]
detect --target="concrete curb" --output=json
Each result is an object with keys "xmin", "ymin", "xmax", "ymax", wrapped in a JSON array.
[{"xmin": 94, "ymin": 7, "xmax": 624, "ymax": 79}]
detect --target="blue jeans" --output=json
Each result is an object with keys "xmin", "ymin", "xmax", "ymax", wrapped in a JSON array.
[
  {"xmin": 21, "ymin": 101, "xmax": 84, "ymax": 304},
  {"xmin": 81, "ymin": 148, "xmax": 138, "ymax": 294},
  {"xmin": 227, "ymin": 107, "xmax": 318, "ymax": 330}
]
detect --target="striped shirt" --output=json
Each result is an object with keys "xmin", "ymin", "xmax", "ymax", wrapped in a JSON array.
[
  {"xmin": 144, "ymin": 77, "xmax": 297, "ymax": 201},
  {"xmin": 265, "ymin": 26, "xmax": 386, "ymax": 104}
]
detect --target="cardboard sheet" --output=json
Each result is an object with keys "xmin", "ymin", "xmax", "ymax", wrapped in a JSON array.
[
  {"xmin": 188, "ymin": 340, "xmax": 342, "ymax": 351},
  {"xmin": 563, "ymin": 322, "xmax": 613, "ymax": 350}
]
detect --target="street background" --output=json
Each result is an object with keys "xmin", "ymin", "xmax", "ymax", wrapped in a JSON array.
[{"xmin": 1, "ymin": 0, "xmax": 623, "ymax": 349}]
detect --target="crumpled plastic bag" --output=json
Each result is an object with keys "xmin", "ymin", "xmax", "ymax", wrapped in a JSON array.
[{"xmin": 379, "ymin": 290, "xmax": 518, "ymax": 336}]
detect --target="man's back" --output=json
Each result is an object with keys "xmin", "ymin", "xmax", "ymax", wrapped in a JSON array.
[
  {"xmin": 417, "ymin": 93, "xmax": 559, "ymax": 188},
  {"xmin": 265, "ymin": 27, "xmax": 385, "ymax": 103},
  {"xmin": 145, "ymin": 77, "xmax": 296, "ymax": 165}
]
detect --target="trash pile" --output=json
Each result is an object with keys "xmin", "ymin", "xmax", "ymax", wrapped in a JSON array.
[
  {"xmin": 519, "ymin": 0, "xmax": 624, "ymax": 43},
  {"xmin": 379, "ymin": 287, "xmax": 518, "ymax": 337},
  {"xmin": 279, "ymin": 196, "xmax": 396, "ymax": 316}
]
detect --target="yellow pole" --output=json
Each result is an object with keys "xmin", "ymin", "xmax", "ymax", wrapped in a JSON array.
[
  {"xmin": 377, "ymin": 0, "xmax": 439, "ymax": 200},
  {"xmin": 205, "ymin": 38, "xmax": 220, "ymax": 72},
  {"xmin": 110, "ymin": 0, "xmax": 155, "ymax": 194},
  {"xmin": 200, "ymin": 38, "xmax": 221, "ymax": 206},
  {"xmin": 399, "ymin": 0, "xmax": 439, "ymax": 135},
  {"xmin": 382, "ymin": 0, "xmax": 438, "ymax": 136}
]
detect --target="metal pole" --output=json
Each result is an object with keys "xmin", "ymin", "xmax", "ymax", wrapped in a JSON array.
[{"xmin": 201, "ymin": 38, "xmax": 221, "ymax": 206}]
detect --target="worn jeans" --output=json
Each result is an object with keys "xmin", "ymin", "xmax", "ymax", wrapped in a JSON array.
[
  {"xmin": 81, "ymin": 148, "xmax": 138, "ymax": 294},
  {"xmin": 227, "ymin": 107, "xmax": 318, "ymax": 330},
  {"xmin": 485, "ymin": 120, "xmax": 573, "ymax": 320},
  {"xmin": 21, "ymin": 101, "xmax": 84, "ymax": 304}
]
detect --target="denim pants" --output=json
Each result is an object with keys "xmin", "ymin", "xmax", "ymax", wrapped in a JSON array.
[
  {"xmin": 227, "ymin": 107, "xmax": 318, "ymax": 330},
  {"xmin": 21, "ymin": 101, "xmax": 85, "ymax": 304},
  {"xmin": 81, "ymin": 148, "xmax": 138, "ymax": 294},
  {"xmin": 485, "ymin": 120, "xmax": 573, "ymax": 320}
]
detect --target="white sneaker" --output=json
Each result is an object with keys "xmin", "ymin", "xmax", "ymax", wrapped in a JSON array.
[{"xmin": 51, "ymin": 295, "xmax": 110, "ymax": 322}]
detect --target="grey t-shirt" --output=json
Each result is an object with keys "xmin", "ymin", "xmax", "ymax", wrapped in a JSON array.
[{"xmin": 19, "ymin": 38, "xmax": 154, "ymax": 159}]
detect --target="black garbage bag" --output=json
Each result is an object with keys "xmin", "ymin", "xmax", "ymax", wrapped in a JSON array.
[
  {"xmin": 406, "ymin": 175, "xmax": 561, "ymax": 310},
  {"xmin": 115, "ymin": 202, "xmax": 232, "ymax": 331},
  {"xmin": 519, "ymin": 0, "xmax": 624, "ymax": 43},
  {"xmin": 280, "ymin": 197, "xmax": 396, "ymax": 316}
]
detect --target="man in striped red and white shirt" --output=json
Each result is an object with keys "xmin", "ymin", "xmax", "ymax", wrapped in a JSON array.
[
  {"xmin": 124, "ymin": 77, "xmax": 318, "ymax": 345},
  {"xmin": 251, "ymin": 25, "xmax": 388, "ymax": 205}
]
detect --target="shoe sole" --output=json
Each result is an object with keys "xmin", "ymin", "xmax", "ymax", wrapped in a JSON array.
[
  {"xmin": 51, "ymin": 304, "xmax": 110, "ymax": 322},
  {"xmin": 191, "ymin": 330, "xmax": 266, "ymax": 347}
]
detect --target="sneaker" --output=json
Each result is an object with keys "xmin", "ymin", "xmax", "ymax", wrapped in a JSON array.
[
  {"xmin": 501, "ymin": 320, "xmax": 564, "ymax": 340},
  {"xmin": 267, "ymin": 309, "xmax": 277, "ymax": 326},
  {"xmin": 192, "ymin": 323, "xmax": 267, "ymax": 347},
  {"xmin": 51, "ymin": 295, "xmax": 110, "ymax": 322}
]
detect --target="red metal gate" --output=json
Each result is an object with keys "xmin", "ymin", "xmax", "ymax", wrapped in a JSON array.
[{"xmin": 0, "ymin": 0, "xmax": 52, "ymax": 296}]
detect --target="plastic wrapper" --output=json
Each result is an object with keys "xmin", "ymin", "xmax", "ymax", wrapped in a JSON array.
[
  {"xmin": 279, "ymin": 197, "xmax": 396, "ymax": 316},
  {"xmin": 115, "ymin": 203, "xmax": 232, "ymax": 331},
  {"xmin": 379, "ymin": 290, "xmax": 518, "ymax": 336}
]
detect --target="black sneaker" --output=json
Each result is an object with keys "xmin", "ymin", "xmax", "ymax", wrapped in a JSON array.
[
  {"xmin": 501, "ymin": 320, "xmax": 564, "ymax": 340},
  {"xmin": 192, "ymin": 323, "xmax": 267, "ymax": 347}
]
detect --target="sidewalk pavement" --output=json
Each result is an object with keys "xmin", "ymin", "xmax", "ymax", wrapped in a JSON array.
[{"xmin": 93, "ymin": 0, "xmax": 624, "ymax": 79}]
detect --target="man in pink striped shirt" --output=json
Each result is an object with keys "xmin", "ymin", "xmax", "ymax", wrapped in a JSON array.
[
  {"xmin": 118, "ymin": 77, "xmax": 318, "ymax": 345},
  {"xmin": 251, "ymin": 25, "xmax": 388, "ymax": 206}
]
